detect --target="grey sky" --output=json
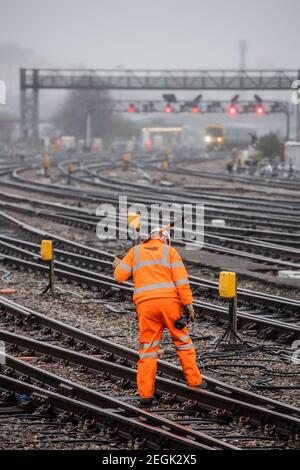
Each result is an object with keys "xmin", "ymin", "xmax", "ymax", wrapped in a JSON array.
[{"xmin": 1, "ymin": 0, "xmax": 300, "ymax": 69}]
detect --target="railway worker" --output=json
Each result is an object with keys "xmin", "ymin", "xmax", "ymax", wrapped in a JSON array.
[
  {"xmin": 43, "ymin": 152, "xmax": 50, "ymax": 177},
  {"xmin": 113, "ymin": 228, "xmax": 204, "ymax": 407}
]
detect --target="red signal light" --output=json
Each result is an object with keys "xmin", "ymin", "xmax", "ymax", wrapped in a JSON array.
[
  {"xmin": 145, "ymin": 138, "xmax": 153, "ymax": 151},
  {"xmin": 228, "ymin": 104, "xmax": 239, "ymax": 116},
  {"xmin": 128, "ymin": 104, "xmax": 135, "ymax": 113},
  {"xmin": 255, "ymin": 104, "xmax": 265, "ymax": 115},
  {"xmin": 164, "ymin": 104, "xmax": 172, "ymax": 113},
  {"xmin": 192, "ymin": 106, "xmax": 199, "ymax": 113}
]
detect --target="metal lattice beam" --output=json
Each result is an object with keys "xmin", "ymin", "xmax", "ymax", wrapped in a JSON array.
[
  {"xmin": 19, "ymin": 68, "xmax": 300, "ymax": 142},
  {"xmin": 21, "ymin": 68, "xmax": 300, "ymax": 91}
]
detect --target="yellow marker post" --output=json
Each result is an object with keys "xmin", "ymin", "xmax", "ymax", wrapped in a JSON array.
[
  {"xmin": 219, "ymin": 271, "xmax": 236, "ymax": 298},
  {"xmin": 128, "ymin": 211, "xmax": 141, "ymax": 244},
  {"xmin": 218, "ymin": 272, "xmax": 241, "ymax": 350},
  {"xmin": 67, "ymin": 163, "xmax": 75, "ymax": 184},
  {"xmin": 40, "ymin": 240, "xmax": 55, "ymax": 293},
  {"xmin": 162, "ymin": 159, "xmax": 169, "ymax": 170},
  {"xmin": 122, "ymin": 153, "xmax": 131, "ymax": 165}
]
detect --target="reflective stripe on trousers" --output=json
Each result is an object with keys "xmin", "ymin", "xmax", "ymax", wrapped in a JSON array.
[
  {"xmin": 176, "ymin": 343, "xmax": 194, "ymax": 351},
  {"xmin": 172, "ymin": 333, "xmax": 194, "ymax": 351},
  {"xmin": 140, "ymin": 340, "xmax": 160, "ymax": 350},
  {"xmin": 139, "ymin": 340, "xmax": 160, "ymax": 359},
  {"xmin": 139, "ymin": 351, "xmax": 158, "ymax": 359}
]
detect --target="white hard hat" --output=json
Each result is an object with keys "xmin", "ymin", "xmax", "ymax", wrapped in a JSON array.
[{"xmin": 150, "ymin": 227, "xmax": 170, "ymax": 242}]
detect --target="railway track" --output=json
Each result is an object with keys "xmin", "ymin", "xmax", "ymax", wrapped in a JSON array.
[
  {"xmin": 0, "ymin": 297, "xmax": 299, "ymax": 449},
  {"xmin": 7, "ymin": 161, "xmax": 300, "ymax": 217},
  {"xmin": 142, "ymin": 163, "xmax": 300, "ymax": 192},
  {"xmin": 2, "ymin": 190, "xmax": 300, "ymax": 274},
  {"xmin": 0, "ymin": 154, "xmax": 300, "ymax": 451},
  {"xmin": 3, "ymin": 183, "xmax": 300, "ymax": 237},
  {"xmin": 0, "ymin": 211, "xmax": 299, "ymax": 340},
  {"xmin": 3, "ymin": 161, "xmax": 300, "ymax": 233},
  {"xmin": 74, "ymin": 160, "xmax": 300, "ymax": 210}
]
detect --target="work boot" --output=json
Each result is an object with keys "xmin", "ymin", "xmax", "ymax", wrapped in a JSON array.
[
  {"xmin": 200, "ymin": 379, "xmax": 208, "ymax": 389},
  {"xmin": 189, "ymin": 380, "xmax": 208, "ymax": 391},
  {"xmin": 140, "ymin": 397, "xmax": 153, "ymax": 407}
]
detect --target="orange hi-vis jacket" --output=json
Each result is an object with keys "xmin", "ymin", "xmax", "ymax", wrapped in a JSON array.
[{"xmin": 114, "ymin": 239, "xmax": 193, "ymax": 305}]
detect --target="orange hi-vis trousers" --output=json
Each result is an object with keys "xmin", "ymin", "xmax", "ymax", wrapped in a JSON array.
[{"xmin": 136, "ymin": 297, "xmax": 202, "ymax": 399}]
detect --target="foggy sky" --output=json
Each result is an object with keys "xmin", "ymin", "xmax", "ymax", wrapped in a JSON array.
[{"xmin": 1, "ymin": 0, "xmax": 300, "ymax": 69}]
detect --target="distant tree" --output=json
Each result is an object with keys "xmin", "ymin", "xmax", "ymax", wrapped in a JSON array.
[
  {"xmin": 53, "ymin": 89, "xmax": 138, "ymax": 144},
  {"xmin": 255, "ymin": 132, "xmax": 284, "ymax": 161}
]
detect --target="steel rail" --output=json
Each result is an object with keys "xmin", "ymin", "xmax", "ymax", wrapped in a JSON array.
[
  {"xmin": 146, "ymin": 163, "xmax": 300, "ymax": 192},
  {"xmin": 0, "ymin": 375, "xmax": 210, "ymax": 450},
  {"xmin": 2, "ymin": 199, "xmax": 300, "ymax": 271},
  {"xmin": 12, "ymin": 162, "xmax": 300, "ymax": 235},
  {"xmin": 0, "ymin": 296, "xmax": 299, "ymax": 425},
  {"xmin": 2, "ymin": 354, "xmax": 227, "ymax": 450},
  {"xmin": 1, "ymin": 209, "xmax": 300, "ymax": 321},
  {"xmin": 78, "ymin": 159, "xmax": 300, "ymax": 212},
  {"xmin": 0, "ymin": 327, "xmax": 298, "ymax": 437},
  {"xmin": 2, "ymin": 198, "xmax": 300, "ymax": 268},
  {"xmin": 3, "ymin": 165, "xmax": 300, "ymax": 236},
  {"xmin": 2, "ymin": 186, "xmax": 300, "ymax": 243},
  {"xmin": 1, "ymin": 232, "xmax": 300, "ymax": 323},
  {"xmin": 11, "ymin": 164, "xmax": 300, "ymax": 216},
  {"xmin": 0, "ymin": 243, "xmax": 299, "ymax": 338},
  {"xmin": 1, "ymin": 232, "xmax": 299, "ymax": 331}
]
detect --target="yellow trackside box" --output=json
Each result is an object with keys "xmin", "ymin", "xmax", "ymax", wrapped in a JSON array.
[
  {"xmin": 122, "ymin": 153, "xmax": 131, "ymax": 162},
  {"xmin": 41, "ymin": 240, "xmax": 53, "ymax": 262},
  {"xmin": 128, "ymin": 213, "xmax": 140, "ymax": 230},
  {"xmin": 68, "ymin": 163, "xmax": 75, "ymax": 173},
  {"xmin": 219, "ymin": 272, "xmax": 236, "ymax": 298}
]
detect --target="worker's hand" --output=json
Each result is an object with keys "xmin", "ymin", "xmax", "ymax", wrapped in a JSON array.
[
  {"xmin": 185, "ymin": 304, "xmax": 195, "ymax": 322},
  {"xmin": 112, "ymin": 257, "xmax": 121, "ymax": 269}
]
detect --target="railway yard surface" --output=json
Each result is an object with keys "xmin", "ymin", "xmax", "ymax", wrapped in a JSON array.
[{"xmin": 0, "ymin": 150, "xmax": 299, "ymax": 454}]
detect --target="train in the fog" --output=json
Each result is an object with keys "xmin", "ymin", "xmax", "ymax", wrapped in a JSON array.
[{"xmin": 204, "ymin": 124, "xmax": 255, "ymax": 150}]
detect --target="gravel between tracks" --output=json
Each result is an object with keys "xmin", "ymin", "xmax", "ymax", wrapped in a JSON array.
[{"xmin": 1, "ymin": 267, "xmax": 299, "ymax": 408}]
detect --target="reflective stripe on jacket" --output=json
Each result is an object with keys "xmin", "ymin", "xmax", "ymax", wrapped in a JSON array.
[{"xmin": 114, "ymin": 239, "xmax": 193, "ymax": 305}]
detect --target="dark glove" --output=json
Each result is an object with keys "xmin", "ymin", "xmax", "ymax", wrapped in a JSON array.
[
  {"xmin": 112, "ymin": 257, "xmax": 121, "ymax": 268},
  {"xmin": 185, "ymin": 304, "xmax": 195, "ymax": 322}
]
